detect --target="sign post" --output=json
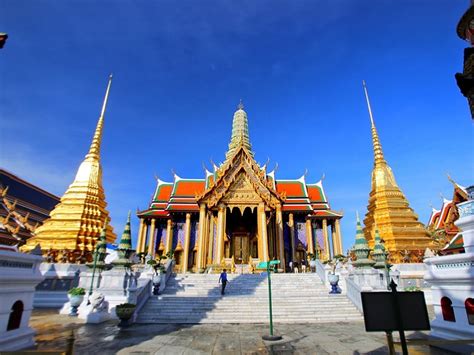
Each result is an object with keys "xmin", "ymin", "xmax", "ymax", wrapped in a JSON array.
[
  {"xmin": 257, "ymin": 260, "xmax": 282, "ymax": 341},
  {"xmin": 361, "ymin": 280, "xmax": 430, "ymax": 355}
]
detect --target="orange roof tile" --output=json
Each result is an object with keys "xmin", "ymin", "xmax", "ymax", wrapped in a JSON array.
[{"xmin": 173, "ymin": 180, "xmax": 206, "ymax": 197}]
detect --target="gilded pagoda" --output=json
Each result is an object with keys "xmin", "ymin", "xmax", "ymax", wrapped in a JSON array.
[
  {"xmin": 22, "ymin": 76, "xmax": 116, "ymax": 260},
  {"xmin": 138, "ymin": 103, "xmax": 343, "ymax": 272},
  {"xmin": 361, "ymin": 82, "xmax": 432, "ymax": 263}
]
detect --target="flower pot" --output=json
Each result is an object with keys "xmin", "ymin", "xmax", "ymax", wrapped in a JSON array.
[
  {"xmin": 67, "ymin": 294, "xmax": 84, "ymax": 316},
  {"xmin": 68, "ymin": 294, "xmax": 84, "ymax": 307},
  {"xmin": 328, "ymin": 273, "xmax": 341, "ymax": 294},
  {"xmin": 328, "ymin": 273, "xmax": 339, "ymax": 285},
  {"xmin": 115, "ymin": 305, "xmax": 136, "ymax": 326}
]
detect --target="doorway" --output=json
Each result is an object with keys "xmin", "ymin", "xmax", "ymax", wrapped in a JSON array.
[{"xmin": 226, "ymin": 207, "xmax": 257, "ymax": 263}]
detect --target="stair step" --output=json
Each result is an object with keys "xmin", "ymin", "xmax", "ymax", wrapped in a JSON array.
[{"xmin": 136, "ymin": 273, "xmax": 361, "ymax": 324}]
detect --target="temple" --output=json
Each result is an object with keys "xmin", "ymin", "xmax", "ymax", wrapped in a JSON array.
[
  {"xmin": 22, "ymin": 76, "xmax": 116, "ymax": 260},
  {"xmin": 361, "ymin": 82, "xmax": 433, "ymax": 263},
  {"xmin": 137, "ymin": 103, "xmax": 343, "ymax": 272},
  {"xmin": 427, "ymin": 177, "xmax": 469, "ymax": 254},
  {"xmin": 0, "ymin": 169, "xmax": 60, "ymax": 246}
]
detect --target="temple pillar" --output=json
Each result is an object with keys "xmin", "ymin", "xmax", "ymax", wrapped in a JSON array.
[
  {"xmin": 196, "ymin": 203, "xmax": 207, "ymax": 270},
  {"xmin": 306, "ymin": 218, "xmax": 314, "ymax": 255},
  {"xmin": 312, "ymin": 222, "xmax": 319, "ymax": 259},
  {"xmin": 182, "ymin": 213, "xmax": 192, "ymax": 273},
  {"xmin": 165, "ymin": 218, "xmax": 173, "ymax": 254},
  {"xmin": 207, "ymin": 213, "xmax": 214, "ymax": 264},
  {"xmin": 331, "ymin": 223, "xmax": 336, "ymax": 258},
  {"xmin": 334, "ymin": 219, "xmax": 343, "ymax": 255},
  {"xmin": 289, "ymin": 213, "xmax": 296, "ymax": 262},
  {"xmin": 276, "ymin": 204, "xmax": 285, "ymax": 269},
  {"xmin": 322, "ymin": 218, "xmax": 330, "ymax": 260},
  {"xmin": 147, "ymin": 218, "xmax": 157, "ymax": 258},
  {"xmin": 257, "ymin": 202, "xmax": 269, "ymax": 262},
  {"xmin": 216, "ymin": 204, "xmax": 226, "ymax": 263},
  {"xmin": 137, "ymin": 218, "xmax": 145, "ymax": 254},
  {"xmin": 141, "ymin": 220, "xmax": 149, "ymax": 254}
]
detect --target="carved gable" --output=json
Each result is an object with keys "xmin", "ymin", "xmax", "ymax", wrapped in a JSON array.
[
  {"xmin": 221, "ymin": 172, "xmax": 262, "ymax": 207},
  {"xmin": 197, "ymin": 146, "xmax": 283, "ymax": 209}
]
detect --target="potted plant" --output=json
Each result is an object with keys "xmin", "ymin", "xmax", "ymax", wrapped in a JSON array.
[
  {"xmin": 67, "ymin": 287, "xmax": 85, "ymax": 316},
  {"xmin": 326, "ymin": 260, "xmax": 341, "ymax": 294},
  {"xmin": 115, "ymin": 303, "xmax": 136, "ymax": 327}
]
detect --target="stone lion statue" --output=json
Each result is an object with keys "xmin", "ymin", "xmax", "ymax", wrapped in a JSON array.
[{"xmin": 90, "ymin": 292, "xmax": 108, "ymax": 313}]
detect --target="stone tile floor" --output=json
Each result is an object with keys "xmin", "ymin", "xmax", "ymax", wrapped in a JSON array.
[{"xmin": 25, "ymin": 310, "xmax": 459, "ymax": 355}]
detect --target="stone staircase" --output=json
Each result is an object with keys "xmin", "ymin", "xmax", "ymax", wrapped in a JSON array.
[{"xmin": 136, "ymin": 273, "xmax": 363, "ymax": 324}]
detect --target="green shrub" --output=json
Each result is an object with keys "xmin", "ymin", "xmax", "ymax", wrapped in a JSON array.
[
  {"xmin": 404, "ymin": 286, "xmax": 421, "ymax": 292},
  {"xmin": 116, "ymin": 303, "xmax": 136, "ymax": 309},
  {"xmin": 68, "ymin": 287, "xmax": 86, "ymax": 296}
]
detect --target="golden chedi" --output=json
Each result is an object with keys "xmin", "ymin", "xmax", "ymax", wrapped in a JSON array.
[
  {"xmin": 361, "ymin": 81, "xmax": 432, "ymax": 263},
  {"xmin": 23, "ymin": 76, "xmax": 116, "ymax": 261}
]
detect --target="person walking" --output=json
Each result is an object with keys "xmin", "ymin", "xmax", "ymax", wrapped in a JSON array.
[{"xmin": 219, "ymin": 269, "xmax": 228, "ymax": 295}]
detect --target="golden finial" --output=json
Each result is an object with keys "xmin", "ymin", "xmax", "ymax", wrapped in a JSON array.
[
  {"xmin": 362, "ymin": 80, "xmax": 385, "ymax": 165},
  {"xmin": 86, "ymin": 74, "xmax": 113, "ymax": 160},
  {"xmin": 1, "ymin": 186, "xmax": 9, "ymax": 197}
]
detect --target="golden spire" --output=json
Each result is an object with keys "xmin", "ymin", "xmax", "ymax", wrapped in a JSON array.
[
  {"xmin": 86, "ymin": 74, "xmax": 112, "ymax": 161},
  {"xmin": 363, "ymin": 80, "xmax": 385, "ymax": 165},
  {"xmin": 361, "ymin": 81, "xmax": 432, "ymax": 263},
  {"xmin": 225, "ymin": 100, "xmax": 253, "ymax": 160},
  {"xmin": 22, "ymin": 75, "xmax": 116, "ymax": 258}
]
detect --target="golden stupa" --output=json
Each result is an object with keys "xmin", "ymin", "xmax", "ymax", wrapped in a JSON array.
[
  {"xmin": 23, "ymin": 76, "xmax": 116, "ymax": 260},
  {"xmin": 361, "ymin": 81, "xmax": 432, "ymax": 263}
]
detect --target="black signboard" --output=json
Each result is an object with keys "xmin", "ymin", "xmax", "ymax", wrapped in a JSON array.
[{"xmin": 361, "ymin": 291, "xmax": 430, "ymax": 332}]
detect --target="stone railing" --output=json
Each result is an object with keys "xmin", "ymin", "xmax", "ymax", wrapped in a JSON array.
[
  {"xmin": 160, "ymin": 259, "xmax": 175, "ymax": 293},
  {"xmin": 345, "ymin": 276, "xmax": 364, "ymax": 313},
  {"xmin": 315, "ymin": 259, "xmax": 327, "ymax": 284},
  {"xmin": 130, "ymin": 278, "xmax": 151, "ymax": 323},
  {"xmin": 130, "ymin": 259, "xmax": 175, "ymax": 323}
]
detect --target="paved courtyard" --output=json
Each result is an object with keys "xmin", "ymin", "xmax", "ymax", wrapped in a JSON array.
[{"xmin": 26, "ymin": 310, "xmax": 457, "ymax": 355}]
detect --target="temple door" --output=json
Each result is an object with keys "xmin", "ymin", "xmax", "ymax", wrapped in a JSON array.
[{"xmin": 233, "ymin": 233, "xmax": 250, "ymax": 263}]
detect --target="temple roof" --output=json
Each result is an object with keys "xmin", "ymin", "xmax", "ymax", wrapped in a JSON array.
[
  {"xmin": 0, "ymin": 169, "xmax": 60, "ymax": 246},
  {"xmin": 138, "ymin": 104, "xmax": 340, "ymax": 218},
  {"xmin": 139, "ymin": 170, "xmax": 338, "ymax": 217}
]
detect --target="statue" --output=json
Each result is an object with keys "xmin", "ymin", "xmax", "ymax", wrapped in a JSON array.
[{"xmin": 90, "ymin": 292, "xmax": 109, "ymax": 313}]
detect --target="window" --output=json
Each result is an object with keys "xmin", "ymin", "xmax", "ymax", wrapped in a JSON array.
[
  {"xmin": 465, "ymin": 298, "xmax": 474, "ymax": 325},
  {"xmin": 7, "ymin": 300, "xmax": 23, "ymax": 331},
  {"xmin": 441, "ymin": 297, "xmax": 456, "ymax": 322}
]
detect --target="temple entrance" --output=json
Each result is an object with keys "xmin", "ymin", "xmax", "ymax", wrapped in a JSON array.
[
  {"xmin": 226, "ymin": 207, "xmax": 257, "ymax": 263},
  {"xmin": 233, "ymin": 233, "xmax": 250, "ymax": 263}
]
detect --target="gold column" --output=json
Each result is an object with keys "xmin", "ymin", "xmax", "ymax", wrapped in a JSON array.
[
  {"xmin": 147, "ymin": 218, "xmax": 157, "ymax": 257},
  {"xmin": 196, "ymin": 203, "xmax": 207, "ymax": 270},
  {"xmin": 334, "ymin": 219, "xmax": 343, "ymax": 255},
  {"xmin": 331, "ymin": 223, "xmax": 337, "ymax": 258},
  {"xmin": 322, "ymin": 218, "xmax": 330, "ymax": 260},
  {"xmin": 141, "ymin": 221, "xmax": 149, "ymax": 254},
  {"xmin": 306, "ymin": 218, "xmax": 314, "ymax": 255},
  {"xmin": 165, "ymin": 218, "xmax": 173, "ymax": 254},
  {"xmin": 258, "ymin": 203, "xmax": 269, "ymax": 262},
  {"xmin": 216, "ymin": 204, "xmax": 226, "ymax": 263},
  {"xmin": 289, "ymin": 213, "xmax": 296, "ymax": 262},
  {"xmin": 276, "ymin": 204, "xmax": 285, "ymax": 270},
  {"xmin": 207, "ymin": 213, "xmax": 214, "ymax": 264},
  {"xmin": 137, "ymin": 218, "xmax": 145, "ymax": 254},
  {"xmin": 182, "ymin": 213, "xmax": 192, "ymax": 273}
]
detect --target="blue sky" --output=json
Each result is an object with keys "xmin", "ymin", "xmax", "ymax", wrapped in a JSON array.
[{"xmin": 1, "ymin": 0, "xmax": 472, "ymax": 251}]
